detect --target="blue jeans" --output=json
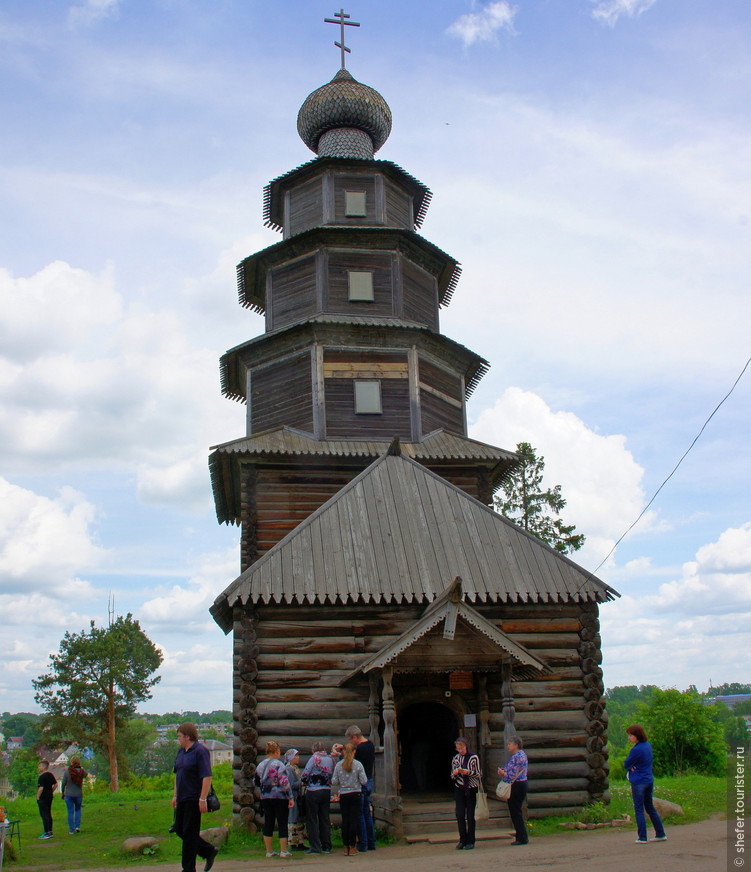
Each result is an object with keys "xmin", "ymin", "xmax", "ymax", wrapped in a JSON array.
[
  {"xmin": 630, "ymin": 781, "xmax": 665, "ymax": 841},
  {"xmin": 357, "ymin": 778, "xmax": 376, "ymax": 850},
  {"xmin": 64, "ymin": 795, "xmax": 83, "ymax": 832}
]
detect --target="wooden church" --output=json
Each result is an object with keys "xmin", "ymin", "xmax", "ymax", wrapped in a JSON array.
[{"xmin": 209, "ymin": 20, "xmax": 618, "ymax": 835}]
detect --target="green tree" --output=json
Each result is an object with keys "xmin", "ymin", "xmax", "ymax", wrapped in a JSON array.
[
  {"xmin": 494, "ymin": 441, "xmax": 585, "ymax": 554},
  {"xmin": 8, "ymin": 748, "xmax": 40, "ymax": 796},
  {"xmin": 639, "ymin": 688, "xmax": 726, "ymax": 776},
  {"xmin": 725, "ymin": 716, "xmax": 750, "ymax": 748},
  {"xmin": 33, "ymin": 613, "xmax": 163, "ymax": 792},
  {"xmin": 0, "ymin": 712, "xmax": 42, "ymax": 747}
]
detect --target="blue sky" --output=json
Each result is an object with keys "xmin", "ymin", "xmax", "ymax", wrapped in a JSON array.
[{"xmin": 1, "ymin": 0, "xmax": 749, "ymax": 714}]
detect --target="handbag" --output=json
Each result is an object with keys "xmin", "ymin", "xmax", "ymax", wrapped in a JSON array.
[
  {"xmin": 474, "ymin": 784, "xmax": 489, "ymax": 821},
  {"xmin": 206, "ymin": 786, "xmax": 220, "ymax": 812},
  {"xmin": 495, "ymin": 780, "xmax": 511, "ymax": 800}
]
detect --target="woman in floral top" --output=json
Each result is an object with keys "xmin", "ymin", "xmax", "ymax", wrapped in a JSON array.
[
  {"xmin": 497, "ymin": 735, "xmax": 528, "ymax": 845},
  {"xmin": 255, "ymin": 741, "xmax": 294, "ymax": 857}
]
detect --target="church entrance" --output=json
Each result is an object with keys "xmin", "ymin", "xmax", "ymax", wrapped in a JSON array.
[{"xmin": 398, "ymin": 701, "xmax": 458, "ymax": 794}]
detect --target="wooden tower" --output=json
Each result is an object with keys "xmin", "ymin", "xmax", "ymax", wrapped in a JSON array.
[{"xmin": 210, "ymin": 48, "xmax": 617, "ymax": 834}]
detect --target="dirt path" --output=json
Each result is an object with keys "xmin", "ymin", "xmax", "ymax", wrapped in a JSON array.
[{"xmin": 24, "ymin": 817, "xmax": 728, "ymax": 872}]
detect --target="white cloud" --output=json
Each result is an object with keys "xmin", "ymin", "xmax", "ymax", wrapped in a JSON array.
[
  {"xmin": 0, "ymin": 479, "xmax": 105, "ymax": 594},
  {"xmin": 139, "ymin": 548, "xmax": 237, "ymax": 631},
  {"xmin": 0, "ymin": 260, "xmax": 245, "ymax": 508},
  {"xmin": 601, "ymin": 523, "xmax": 751, "ymax": 689},
  {"xmin": 0, "ymin": 261, "xmax": 121, "ymax": 362},
  {"xmin": 592, "ymin": 0, "xmax": 658, "ymax": 28},
  {"xmin": 68, "ymin": 0, "xmax": 121, "ymax": 27},
  {"xmin": 470, "ymin": 387, "xmax": 648, "ymax": 565},
  {"xmin": 447, "ymin": 2, "xmax": 517, "ymax": 47}
]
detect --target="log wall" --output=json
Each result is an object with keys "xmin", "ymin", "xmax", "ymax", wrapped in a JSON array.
[{"xmin": 231, "ymin": 600, "xmax": 609, "ymax": 828}]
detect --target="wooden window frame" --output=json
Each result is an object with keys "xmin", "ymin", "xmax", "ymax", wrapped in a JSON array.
[
  {"xmin": 354, "ymin": 380, "xmax": 382, "ymax": 414},
  {"xmin": 348, "ymin": 270, "xmax": 375, "ymax": 302},
  {"xmin": 345, "ymin": 190, "xmax": 367, "ymax": 217}
]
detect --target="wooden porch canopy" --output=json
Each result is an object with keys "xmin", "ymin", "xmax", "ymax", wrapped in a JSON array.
[{"xmin": 341, "ymin": 578, "xmax": 549, "ymax": 684}]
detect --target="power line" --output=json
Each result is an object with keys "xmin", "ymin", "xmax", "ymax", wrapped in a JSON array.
[{"xmin": 590, "ymin": 354, "xmax": 751, "ymax": 579}]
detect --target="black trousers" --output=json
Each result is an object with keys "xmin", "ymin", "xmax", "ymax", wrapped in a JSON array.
[
  {"xmin": 454, "ymin": 787, "xmax": 477, "ymax": 845},
  {"xmin": 175, "ymin": 800, "xmax": 213, "ymax": 872},
  {"xmin": 37, "ymin": 797, "xmax": 53, "ymax": 834},
  {"xmin": 339, "ymin": 792, "xmax": 361, "ymax": 848},
  {"xmin": 261, "ymin": 798, "xmax": 290, "ymax": 839},
  {"xmin": 508, "ymin": 781, "xmax": 528, "ymax": 843},
  {"xmin": 306, "ymin": 788, "xmax": 332, "ymax": 852}
]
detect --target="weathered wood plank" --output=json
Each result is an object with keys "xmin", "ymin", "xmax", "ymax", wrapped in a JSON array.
[{"xmin": 257, "ymin": 702, "xmax": 369, "ymax": 719}]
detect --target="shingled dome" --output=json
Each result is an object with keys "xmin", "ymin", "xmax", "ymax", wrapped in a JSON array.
[{"xmin": 297, "ymin": 68, "xmax": 392, "ymax": 159}]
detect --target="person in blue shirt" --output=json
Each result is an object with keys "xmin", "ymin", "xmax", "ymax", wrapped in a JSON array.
[
  {"xmin": 497, "ymin": 736, "xmax": 528, "ymax": 845},
  {"xmin": 624, "ymin": 724, "xmax": 667, "ymax": 844},
  {"xmin": 172, "ymin": 723, "xmax": 218, "ymax": 872}
]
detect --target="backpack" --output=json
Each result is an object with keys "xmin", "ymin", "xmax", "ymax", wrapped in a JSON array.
[{"xmin": 256, "ymin": 758, "xmax": 289, "ymax": 793}]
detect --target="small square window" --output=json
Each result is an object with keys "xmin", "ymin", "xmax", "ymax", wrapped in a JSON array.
[
  {"xmin": 348, "ymin": 271, "xmax": 374, "ymax": 301},
  {"xmin": 354, "ymin": 380, "xmax": 382, "ymax": 414},
  {"xmin": 345, "ymin": 190, "xmax": 367, "ymax": 217}
]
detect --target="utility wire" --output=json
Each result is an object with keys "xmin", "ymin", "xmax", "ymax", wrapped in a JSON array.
[{"xmin": 589, "ymin": 354, "xmax": 751, "ymax": 581}]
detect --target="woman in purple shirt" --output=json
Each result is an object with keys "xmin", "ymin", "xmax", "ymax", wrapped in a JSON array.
[{"xmin": 497, "ymin": 735, "xmax": 528, "ymax": 845}]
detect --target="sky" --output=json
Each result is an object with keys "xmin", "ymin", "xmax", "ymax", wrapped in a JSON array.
[{"xmin": 1, "ymin": 0, "xmax": 749, "ymax": 716}]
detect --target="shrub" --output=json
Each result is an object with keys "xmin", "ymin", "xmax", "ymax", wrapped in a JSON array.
[{"xmin": 640, "ymin": 688, "xmax": 726, "ymax": 777}]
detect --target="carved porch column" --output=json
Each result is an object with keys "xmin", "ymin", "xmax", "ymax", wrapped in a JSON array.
[
  {"xmin": 368, "ymin": 672, "xmax": 380, "ymax": 746},
  {"xmin": 381, "ymin": 665, "xmax": 398, "ymax": 797},
  {"xmin": 501, "ymin": 662, "xmax": 516, "ymax": 756}
]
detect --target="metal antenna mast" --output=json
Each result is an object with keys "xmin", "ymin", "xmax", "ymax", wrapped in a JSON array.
[{"xmin": 324, "ymin": 8, "xmax": 360, "ymax": 69}]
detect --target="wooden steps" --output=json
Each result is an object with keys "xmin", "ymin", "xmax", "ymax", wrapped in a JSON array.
[{"xmin": 401, "ymin": 794, "xmax": 514, "ymax": 844}]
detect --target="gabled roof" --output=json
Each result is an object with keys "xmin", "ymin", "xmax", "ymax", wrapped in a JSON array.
[
  {"xmin": 341, "ymin": 578, "xmax": 549, "ymax": 683},
  {"xmin": 210, "ymin": 444, "xmax": 618, "ymax": 632}
]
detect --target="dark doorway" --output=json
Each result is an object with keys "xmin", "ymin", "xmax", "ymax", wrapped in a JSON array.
[{"xmin": 398, "ymin": 701, "xmax": 458, "ymax": 794}]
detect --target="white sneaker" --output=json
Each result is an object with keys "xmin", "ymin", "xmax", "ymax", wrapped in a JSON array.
[
  {"xmin": 280, "ymin": 851, "xmax": 292, "ymax": 858},
  {"xmin": 651, "ymin": 835, "xmax": 667, "ymax": 842},
  {"xmin": 266, "ymin": 851, "xmax": 279, "ymax": 857}
]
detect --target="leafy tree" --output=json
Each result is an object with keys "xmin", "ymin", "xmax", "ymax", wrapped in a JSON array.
[
  {"xmin": 494, "ymin": 442, "xmax": 585, "ymax": 553},
  {"xmin": 604, "ymin": 685, "xmax": 660, "ymax": 755},
  {"xmin": 8, "ymin": 748, "xmax": 41, "ymax": 796},
  {"xmin": 0, "ymin": 712, "xmax": 42, "ymax": 747},
  {"xmin": 639, "ymin": 688, "xmax": 726, "ymax": 776},
  {"xmin": 732, "ymin": 700, "xmax": 751, "ymax": 717},
  {"xmin": 128, "ymin": 740, "xmax": 180, "ymax": 777},
  {"xmin": 725, "ymin": 716, "xmax": 750, "ymax": 748},
  {"xmin": 33, "ymin": 613, "xmax": 163, "ymax": 792},
  {"xmin": 704, "ymin": 683, "xmax": 751, "ymax": 697}
]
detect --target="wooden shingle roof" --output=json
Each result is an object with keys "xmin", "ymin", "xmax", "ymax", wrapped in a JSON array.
[
  {"xmin": 209, "ymin": 425, "xmax": 519, "ymax": 524},
  {"xmin": 210, "ymin": 444, "xmax": 618, "ymax": 631}
]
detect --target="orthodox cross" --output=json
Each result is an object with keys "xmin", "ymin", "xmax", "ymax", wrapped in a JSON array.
[{"xmin": 324, "ymin": 8, "xmax": 360, "ymax": 69}]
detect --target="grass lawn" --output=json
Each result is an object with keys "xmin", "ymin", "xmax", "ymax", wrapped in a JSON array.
[
  {"xmin": 526, "ymin": 773, "xmax": 727, "ymax": 838},
  {"xmin": 3, "ymin": 774, "xmax": 726, "ymax": 868},
  {"xmin": 3, "ymin": 789, "xmax": 271, "ymax": 870}
]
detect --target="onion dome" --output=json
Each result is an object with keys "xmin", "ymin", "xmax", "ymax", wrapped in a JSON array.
[{"xmin": 297, "ymin": 68, "xmax": 392, "ymax": 159}]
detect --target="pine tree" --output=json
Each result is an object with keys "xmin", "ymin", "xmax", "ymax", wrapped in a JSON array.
[
  {"xmin": 494, "ymin": 441, "xmax": 585, "ymax": 554},
  {"xmin": 33, "ymin": 613, "xmax": 163, "ymax": 792}
]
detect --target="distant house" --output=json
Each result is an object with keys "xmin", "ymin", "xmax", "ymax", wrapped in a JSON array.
[
  {"xmin": 200, "ymin": 740, "xmax": 232, "ymax": 768},
  {"xmin": 7, "ymin": 737, "xmax": 23, "ymax": 752}
]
